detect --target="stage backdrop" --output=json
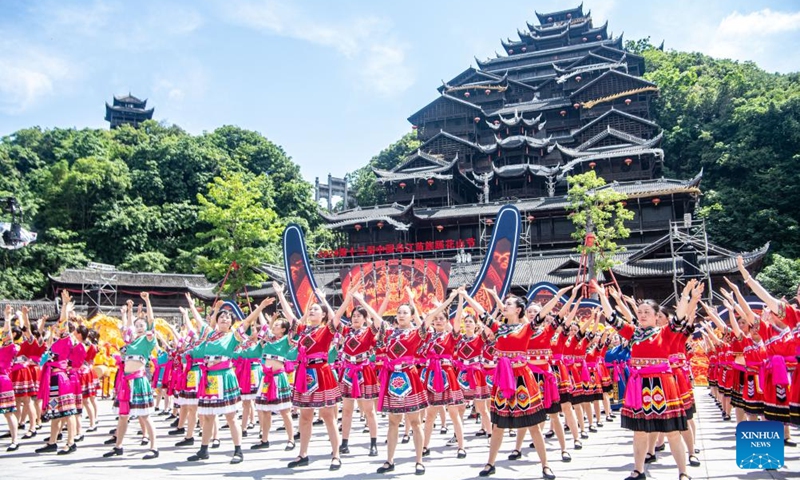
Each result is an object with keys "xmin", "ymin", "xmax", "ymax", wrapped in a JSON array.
[
  {"xmin": 282, "ymin": 224, "xmax": 319, "ymax": 317},
  {"xmin": 526, "ymin": 282, "xmax": 601, "ymax": 322},
  {"xmin": 340, "ymin": 259, "xmax": 451, "ymax": 316}
]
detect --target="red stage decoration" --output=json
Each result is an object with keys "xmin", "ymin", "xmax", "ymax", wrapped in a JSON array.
[{"xmin": 340, "ymin": 259, "xmax": 451, "ymax": 316}]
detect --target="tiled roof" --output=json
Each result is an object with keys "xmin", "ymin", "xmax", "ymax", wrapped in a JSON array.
[
  {"xmin": 0, "ymin": 300, "xmax": 59, "ymax": 320},
  {"xmin": 319, "ymin": 202, "xmax": 413, "ymax": 222},
  {"xmin": 49, "ymin": 269, "xmax": 214, "ymax": 289}
]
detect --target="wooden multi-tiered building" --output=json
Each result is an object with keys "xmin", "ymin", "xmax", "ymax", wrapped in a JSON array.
[
  {"xmin": 317, "ymin": 4, "xmax": 766, "ymax": 300},
  {"xmin": 105, "ymin": 94, "xmax": 154, "ymax": 129}
]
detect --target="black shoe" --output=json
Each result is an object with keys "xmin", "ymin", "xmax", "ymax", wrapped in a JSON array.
[
  {"xmin": 104, "ymin": 436, "xmax": 117, "ymax": 445},
  {"xmin": 457, "ymin": 448, "xmax": 467, "ymax": 459},
  {"xmin": 339, "ymin": 444, "xmax": 350, "ymax": 454},
  {"xmin": 176, "ymin": 437, "xmax": 195, "ymax": 447},
  {"xmin": 530, "ymin": 442, "xmax": 535, "ymax": 449},
  {"xmin": 58, "ymin": 444, "xmax": 76, "ymax": 455},
  {"xmin": 313, "ymin": 418, "xmax": 324, "ymax": 425},
  {"xmin": 143, "ymin": 449, "xmax": 159, "ymax": 460},
  {"xmin": 475, "ymin": 429, "xmax": 487, "ymax": 437},
  {"xmin": 655, "ymin": 443, "xmax": 666, "ymax": 452},
  {"xmin": 294, "ymin": 431, "xmax": 300, "ymax": 440},
  {"xmin": 574, "ymin": 440, "xmax": 583, "ymax": 450},
  {"xmin": 561, "ymin": 451, "xmax": 572, "ymax": 462},
  {"xmin": 439, "ymin": 426, "xmax": 447, "ymax": 435},
  {"xmin": 220, "ymin": 424, "xmax": 229, "ymax": 430},
  {"xmin": 422, "ymin": 446, "xmax": 430, "ymax": 457},
  {"xmin": 509, "ymin": 429, "xmax": 517, "ymax": 437},
  {"xmin": 230, "ymin": 452, "xmax": 243, "ymax": 464},
  {"xmin": 103, "ymin": 447, "xmax": 124, "ymax": 458},
  {"xmin": 330, "ymin": 457, "xmax": 342, "ymax": 471},
  {"xmin": 170, "ymin": 419, "xmax": 179, "ymax": 428},
  {"xmin": 401, "ymin": 434, "xmax": 410, "ymax": 444},
  {"xmin": 86, "ymin": 426, "xmax": 97, "ymax": 433},
  {"xmin": 57, "ymin": 433, "xmax": 63, "ymax": 441},
  {"xmin": 285, "ymin": 441, "xmax": 295, "ymax": 451},
  {"xmin": 580, "ymin": 432, "xmax": 589, "ymax": 439},
  {"xmin": 6, "ymin": 443, "xmax": 19, "ymax": 452},
  {"xmin": 108, "ymin": 428, "xmax": 117, "ymax": 435},
  {"xmin": 241, "ymin": 430, "xmax": 248, "ymax": 437},
  {"xmin": 415, "ymin": 462, "xmax": 426, "ymax": 476},
  {"xmin": 606, "ymin": 415, "xmax": 614, "ymax": 422},
  {"xmin": 544, "ymin": 429, "xmax": 555, "ymax": 438},
  {"xmin": 288, "ymin": 456, "xmax": 308, "ymax": 468},
  {"xmin": 543, "ymin": 466, "xmax": 556, "ymax": 480},
  {"xmin": 597, "ymin": 423, "xmax": 604, "ymax": 428},
  {"xmin": 369, "ymin": 444, "xmax": 378, "ymax": 457},
  {"xmin": 688, "ymin": 454, "xmax": 701, "ymax": 467},
  {"xmin": 479, "ymin": 464, "xmax": 495, "ymax": 477},
  {"xmin": 251, "ymin": 441, "xmax": 269, "ymax": 450},
  {"xmin": 211, "ymin": 439, "xmax": 221, "ymax": 449},
  {"xmin": 169, "ymin": 427, "xmax": 186, "ymax": 436},
  {"xmin": 624, "ymin": 470, "xmax": 646, "ymax": 480},
  {"xmin": 22, "ymin": 430, "xmax": 37, "ymax": 439},
  {"xmin": 588, "ymin": 426, "xmax": 597, "ymax": 433},
  {"xmin": 187, "ymin": 450, "xmax": 210, "ymax": 461},
  {"xmin": 785, "ymin": 439, "xmax": 798, "ymax": 447},
  {"xmin": 35, "ymin": 443, "xmax": 58, "ymax": 454},
  {"xmin": 508, "ymin": 449, "xmax": 522, "ymax": 460},
  {"xmin": 377, "ymin": 461, "xmax": 395, "ymax": 473},
  {"xmin": 645, "ymin": 453, "xmax": 657, "ymax": 464},
  {"xmin": 74, "ymin": 434, "xmax": 84, "ymax": 443}
]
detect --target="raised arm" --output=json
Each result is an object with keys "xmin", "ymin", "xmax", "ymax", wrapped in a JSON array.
[
  {"xmin": 273, "ymin": 282, "xmax": 298, "ymax": 323},
  {"xmin": 405, "ymin": 287, "xmax": 423, "ymax": 327},
  {"xmin": 738, "ymin": 255, "xmax": 783, "ymax": 313},
  {"xmin": 423, "ymin": 289, "xmax": 458, "ymax": 329},
  {"xmin": 314, "ymin": 287, "xmax": 342, "ymax": 330},
  {"xmin": 700, "ymin": 301, "xmax": 728, "ymax": 331},
  {"xmin": 557, "ymin": 285, "xmax": 580, "ymax": 317},
  {"xmin": 461, "ymin": 290, "xmax": 488, "ymax": 318},
  {"xmin": 352, "ymin": 291, "xmax": 384, "ymax": 330},
  {"xmin": 141, "ymin": 291, "xmax": 155, "ymax": 329},
  {"xmin": 608, "ymin": 286, "xmax": 634, "ymax": 322},
  {"xmin": 541, "ymin": 285, "xmax": 572, "ymax": 318}
]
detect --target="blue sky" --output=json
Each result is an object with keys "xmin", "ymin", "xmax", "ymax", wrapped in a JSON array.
[{"xmin": 1, "ymin": 0, "xmax": 799, "ymax": 186}]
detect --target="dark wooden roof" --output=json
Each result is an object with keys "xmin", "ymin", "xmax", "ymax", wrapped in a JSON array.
[
  {"xmin": 0, "ymin": 300, "xmax": 59, "ymax": 320},
  {"xmin": 49, "ymin": 269, "xmax": 215, "ymax": 289}
]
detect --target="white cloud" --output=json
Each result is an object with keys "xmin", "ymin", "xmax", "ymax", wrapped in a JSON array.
[
  {"xmin": 222, "ymin": 0, "xmax": 414, "ymax": 95},
  {"xmin": 717, "ymin": 9, "xmax": 800, "ymax": 36},
  {"xmin": 708, "ymin": 8, "xmax": 800, "ymax": 69},
  {"xmin": 0, "ymin": 45, "xmax": 74, "ymax": 114},
  {"xmin": 153, "ymin": 63, "xmax": 209, "ymax": 104}
]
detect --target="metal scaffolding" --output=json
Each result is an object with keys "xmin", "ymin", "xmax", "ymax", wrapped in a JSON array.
[{"xmin": 665, "ymin": 215, "xmax": 713, "ymax": 306}]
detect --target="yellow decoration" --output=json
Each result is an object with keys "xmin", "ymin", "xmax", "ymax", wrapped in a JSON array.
[{"xmin": 580, "ymin": 86, "xmax": 659, "ymax": 109}]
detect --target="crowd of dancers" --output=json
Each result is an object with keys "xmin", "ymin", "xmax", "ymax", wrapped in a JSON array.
[{"xmin": 0, "ymin": 255, "xmax": 798, "ymax": 479}]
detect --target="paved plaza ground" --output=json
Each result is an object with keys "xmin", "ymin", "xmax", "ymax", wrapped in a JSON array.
[{"xmin": 0, "ymin": 387, "xmax": 797, "ymax": 479}]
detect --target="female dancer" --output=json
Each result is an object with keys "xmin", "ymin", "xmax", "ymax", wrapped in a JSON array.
[
  {"xmin": 1, "ymin": 305, "xmax": 20, "ymax": 451},
  {"xmin": 455, "ymin": 310, "xmax": 492, "ymax": 439},
  {"xmin": 83, "ymin": 328, "xmax": 100, "ymax": 432},
  {"xmin": 509, "ymin": 286, "xmax": 576, "ymax": 463},
  {"xmin": 35, "ymin": 291, "xmax": 79, "ymax": 455},
  {"xmin": 595, "ymin": 280, "xmax": 700, "ymax": 480},
  {"xmin": 275, "ymin": 285, "xmax": 345, "ymax": 470},
  {"xmin": 339, "ymin": 291, "xmax": 387, "ymax": 458},
  {"xmin": 250, "ymin": 308, "xmax": 296, "ymax": 450},
  {"xmin": 187, "ymin": 297, "xmax": 269, "ymax": 464},
  {"xmin": 419, "ymin": 289, "xmax": 464, "ymax": 459},
  {"xmin": 358, "ymin": 287, "xmax": 432, "ymax": 475},
  {"xmin": 462, "ymin": 290, "xmax": 555, "ymax": 479},
  {"xmin": 173, "ymin": 296, "xmax": 220, "ymax": 447},
  {"xmin": 11, "ymin": 307, "xmax": 42, "ymax": 439},
  {"xmin": 103, "ymin": 292, "xmax": 159, "ymax": 460}
]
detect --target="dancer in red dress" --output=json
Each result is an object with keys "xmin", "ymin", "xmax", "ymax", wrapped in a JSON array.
[
  {"xmin": 1, "ymin": 305, "xmax": 20, "ymax": 451},
  {"xmin": 275, "ymin": 285, "xmax": 345, "ymax": 471}
]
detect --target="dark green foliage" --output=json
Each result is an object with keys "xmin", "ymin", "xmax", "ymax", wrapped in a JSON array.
[{"xmin": 0, "ymin": 121, "xmax": 318, "ymax": 299}]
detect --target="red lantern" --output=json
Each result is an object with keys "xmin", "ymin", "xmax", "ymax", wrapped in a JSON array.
[
  {"xmin": 485, "ymin": 89, "xmax": 491, "ymax": 95},
  {"xmin": 589, "ymin": 162, "xmax": 596, "ymax": 169},
  {"xmin": 574, "ymin": 103, "xmax": 581, "ymax": 109},
  {"xmin": 521, "ymin": 46, "xmax": 527, "ymax": 52},
  {"xmin": 508, "ymin": 49, "xmax": 514, "ymax": 54},
  {"xmin": 427, "ymin": 178, "xmax": 435, "ymax": 186},
  {"xmin": 399, "ymin": 182, "xmax": 406, "ymax": 189},
  {"xmin": 575, "ymin": 75, "xmax": 582, "ymax": 82},
  {"xmin": 582, "ymin": 37, "xmax": 587, "ymax": 42},
  {"xmin": 566, "ymin": 13, "xmax": 572, "ymax": 18},
  {"xmin": 464, "ymin": 91, "xmax": 471, "ymax": 98},
  {"xmin": 652, "ymin": 198, "xmax": 661, "ymax": 206},
  {"xmin": 560, "ymin": 110, "xmax": 567, "ymax": 117},
  {"xmin": 411, "ymin": 125, "xmax": 418, "ymax": 130},
  {"xmin": 596, "ymin": 34, "xmax": 602, "ymax": 40},
  {"xmin": 377, "ymin": 221, "xmax": 384, "ymax": 229},
  {"xmin": 485, "ymin": 218, "xmax": 494, "ymax": 225},
  {"xmin": 527, "ymin": 215, "xmax": 535, "ymax": 222},
  {"xmin": 354, "ymin": 224, "xmax": 362, "ymax": 231},
  {"xmin": 493, "ymin": 120, "xmax": 500, "ymax": 126},
  {"xmin": 625, "ymin": 158, "xmax": 633, "ymax": 166},
  {"xmin": 625, "ymin": 98, "xmax": 632, "ymax": 105},
  {"xmin": 621, "ymin": 201, "xmax": 627, "ymax": 207},
  {"xmin": 474, "ymin": 116, "xmax": 481, "ymax": 123},
  {"xmin": 436, "ymin": 225, "xmax": 444, "ymax": 232},
  {"xmin": 547, "ymin": 17, "xmax": 552, "ymax": 22}
]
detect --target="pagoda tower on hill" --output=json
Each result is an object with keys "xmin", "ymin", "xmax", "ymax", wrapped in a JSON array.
[
  {"xmin": 105, "ymin": 93, "xmax": 154, "ymax": 129},
  {"xmin": 315, "ymin": 3, "xmax": 767, "ymax": 300}
]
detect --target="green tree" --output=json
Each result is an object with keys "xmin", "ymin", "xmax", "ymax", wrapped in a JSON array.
[
  {"xmin": 194, "ymin": 170, "xmax": 283, "ymax": 294},
  {"xmin": 122, "ymin": 251, "xmax": 171, "ymax": 273},
  {"xmin": 566, "ymin": 171, "xmax": 635, "ymax": 274},
  {"xmin": 755, "ymin": 254, "xmax": 800, "ymax": 299}
]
